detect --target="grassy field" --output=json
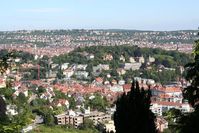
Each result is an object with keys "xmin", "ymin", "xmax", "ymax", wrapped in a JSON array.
[{"xmin": 30, "ymin": 125, "xmax": 99, "ymax": 133}]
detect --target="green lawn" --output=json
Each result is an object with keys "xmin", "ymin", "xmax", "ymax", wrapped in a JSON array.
[{"xmin": 30, "ymin": 125, "xmax": 99, "ymax": 133}]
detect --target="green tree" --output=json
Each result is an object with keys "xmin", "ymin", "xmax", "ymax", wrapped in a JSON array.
[
  {"xmin": 162, "ymin": 108, "xmax": 182, "ymax": 132},
  {"xmin": 44, "ymin": 112, "xmax": 55, "ymax": 126},
  {"xmin": 177, "ymin": 38, "xmax": 199, "ymax": 133},
  {"xmin": 85, "ymin": 93, "xmax": 109, "ymax": 112},
  {"xmin": 68, "ymin": 96, "xmax": 76, "ymax": 110},
  {"xmin": 0, "ymin": 50, "xmax": 15, "ymax": 74},
  {"xmin": 0, "ymin": 96, "xmax": 7, "ymax": 122},
  {"xmin": 80, "ymin": 118, "xmax": 95, "ymax": 130},
  {"xmin": 183, "ymin": 39, "xmax": 199, "ymax": 107},
  {"xmin": 178, "ymin": 109, "xmax": 199, "ymax": 133},
  {"xmin": 114, "ymin": 81, "xmax": 157, "ymax": 133}
]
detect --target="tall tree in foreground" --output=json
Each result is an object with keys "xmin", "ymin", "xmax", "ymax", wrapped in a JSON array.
[
  {"xmin": 114, "ymin": 81, "xmax": 156, "ymax": 133},
  {"xmin": 178, "ymin": 38, "xmax": 199, "ymax": 133},
  {"xmin": 183, "ymin": 39, "xmax": 199, "ymax": 108}
]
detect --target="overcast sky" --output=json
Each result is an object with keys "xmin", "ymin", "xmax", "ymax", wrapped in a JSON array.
[{"xmin": 0, "ymin": 0, "xmax": 199, "ymax": 31}]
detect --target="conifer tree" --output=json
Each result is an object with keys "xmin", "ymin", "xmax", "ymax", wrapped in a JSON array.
[{"xmin": 114, "ymin": 81, "xmax": 156, "ymax": 133}]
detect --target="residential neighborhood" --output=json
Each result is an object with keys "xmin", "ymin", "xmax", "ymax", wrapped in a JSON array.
[{"xmin": 0, "ymin": 44, "xmax": 194, "ymax": 132}]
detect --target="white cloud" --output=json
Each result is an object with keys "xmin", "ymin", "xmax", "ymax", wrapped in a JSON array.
[{"xmin": 18, "ymin": 8, "xmax": 66, "ymax": 13}]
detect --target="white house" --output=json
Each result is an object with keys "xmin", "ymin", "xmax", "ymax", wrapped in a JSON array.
[
  {"xmin": 118, "ymin": 80, "xmax": 125, "ymax": 85},
  {"xmin": 151, "ymin": 101, "xmax": 193, "ymax": 116},
  {"xmin": 75, "ymin": 71, "xmax": 89, "ymax": 79},
  {"xmin": 129, "ymin": 57, "xmax": 136, "ymax": 63},
  {"xmin": 122, "ymin": 63, "xmax": 142, "ymax": 70},
  {"xmin": 63, "ymin": 69, "xmax": 74, "ymax": 78},
  {"xmin": 136, "ymin": 56, "xmax": 145, "ymax": 63},
  {"xmin": 148, "ymin": 56, "xmax": 155, "ymax": 63},
  {"xmin": 120, "ymin": 55, "xmax": 125, "ymax": 62},
  {"xmin": 87, "ymin": 54, "xmax": 95, "ymax": 60},
  {"xmin": 6, "ymin": 105, "xmax": 18, "ymax": 116},
  {"xmin": 61, "ymin": 63, "xmax": 69, "ymax": 70},
  {"xmin": 76, "ymin": 64, "xmax": 88, "ymax": 70},
  {"xmin": 109, "ymin": 85, "xmax": 123, "ymax": 92}
]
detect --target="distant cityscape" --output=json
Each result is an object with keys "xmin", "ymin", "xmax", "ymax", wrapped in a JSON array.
[
  {"xmin": 0, "ymin": 30, "xmax": 198, "ymax": 57},
  {"xmin": 0, "ymin": 29, "xmax": 197, "ymax": 132}
]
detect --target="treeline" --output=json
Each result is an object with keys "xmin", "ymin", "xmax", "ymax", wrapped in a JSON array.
[{"xmin": 53, "ymin": 45, "xmax": 192, "ymax": 67}]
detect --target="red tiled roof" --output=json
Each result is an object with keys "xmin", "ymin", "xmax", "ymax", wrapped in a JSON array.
[
  {"xmin": 159, "ymin": 94, "xmax": 173, "ymax": 99},
  {"xmin": 123, "ymin": 84, "xmax": 131, "ymax": 90},
  {"xmin": 164, "ymin": 87, "xmax": 181, "ymax": 93},
  {"xmin": 95, "ymin": 77, "xmax": 103, "ymax": 82},
  {"xmin": 152, "ymin": 101, "xmax": 182, "ymax": 106}
]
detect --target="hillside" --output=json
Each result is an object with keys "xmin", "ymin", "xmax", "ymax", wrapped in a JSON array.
[{"xmin": 52, "ymin": 45, "xmax": 193, "ymax": 84}]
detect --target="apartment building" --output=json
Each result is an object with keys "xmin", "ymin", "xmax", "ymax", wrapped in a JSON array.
[
  {"xmin": 55, "ymin": 113, "xmax": 84, "ymax": 128},
  {"xmin": 55, "ymin": 111, "xmax": 112, "ymax": 127}
]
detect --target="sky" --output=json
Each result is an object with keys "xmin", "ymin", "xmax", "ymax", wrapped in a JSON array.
[{"xmin": 0, "ymin": 0, "xmax": 199, "ymax": 31}]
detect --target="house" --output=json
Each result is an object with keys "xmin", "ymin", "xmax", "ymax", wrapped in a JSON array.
[
  {"xmin": 76, "ymin": 64, "xmax": 88, "ymax": 70},
  {"xmin": 63, "ymin": 69, "xmax": 74, "ymax": 78},
  {"xmin": 46, "ymin": 70, "xmax": 57, "ymax": 79},
  {"xmin": 51, "ymin": 63, "xmax": 59, "ymax": 69},
  {"xmin": 101, "ymin": 120, "xmax": 116, "ymax": 133},
  {"xmin": 13, "ymin": 85, "xmax": 29, "ymax": 97},
  {"xmin": 15, "ymin": 74, "xmax": 22, "ymax": 81},
  {"xmin": 123, "ymin": 84, "xmax": 132, "ymax": 93},
  {"xmin": 111, "ymin": 79, "xmax": 117, "ymax": 85},
  {"xmin": 158, "ymin": 94, "xmax": 182, "ymax": 103},
  {"xmin": 87, "ymin": 54, "xmax": 95, "ymax": 60},
  {"xmin": 6, "ymin": 105, "xmax": 18, "ymax": 116},
  {"xmin": 0, "ymin": 78, "xmax": 6, "ymax": 88},
  {"xmin": 61, "ymin": 63, "xmax": 69, "ymax": 70},
  {"xmin": 103, "ymin": 54, "xmax": 113, "ymax": 61},
  {"xmin": 134, "ymin": 77, "xmax": 155, "ymax": 85},
  {"xmin": 55, "ymin": 110, "xmax": 112, "ymax": 128},
  {"xmin": 148, "ymin": 56, "xmax": 155, "ymax": 63},
  {"xmin": 118, "ymin": 80, "xmax": 125, "ymax": 85},
  {"xmin": 116, "ymin": 68, "xmax": 126, "ymax": 75},
  {"xmin": 109, "ymin": 85, "xmax": 123, "ymax": 92},
  {"xmin": 122, "ymin": 63, "xmax": 142, "ymax": 70},
  {"xmin": 129, "ymin": 57, "xmax": 136, "ymax": 63},
  {"xmin": 120, "ymin": 55, "xmax": 125, "ymax": 62},
  {"xmin": 135, "ymin": 56, "xmax": 145, "ymax": 63},
  {"xmin": 93, "ymin": 64, "xmax": 110, "ymax": 76},
  {"xmin": 156, "ymin": 117, "xmax": 168, "ymax": 132},
  {"xmin": 150, "ymin": 101, "xmax": 193, "ymax": 116},
  {"xmin": 82, "ymin": 107, "xmax": 91, "ymax": 115},
  {"xmin": 94, "ymin": 77, "xmax": 104, "ymax": 84},
  {"xmin": 164, "ymin": 86, "xmax": 182, "ymax": 97},
  {"xmin": 54, "ymin": 99, "xmax": 69, "ymax": 108},
  {"xmin": 14, "ymin": 58, "xmax": 21, "ymax": 63},
  {"xmin": 93, "ymin": 64, "xmax": 110, "ymax": 71},
  {"xmin": 74, "ymin": 71, "xmax": 89, "ymax": 79},
  {"xmin": 151, "ymin": 85, "xmax": 182, "ymax": 97},
  {"xmin": 13, "ymin": 82, "xmax": 21, "ymax": 91},
  {"xmin": 100, "ymin": 64, "xmax": 110, "ymax": 70},
  {"xmin": 83, "ymin": 111, "xmax": 112, "ymax": 125},
  {"xmin": 104, "ymin": 80, "xmax": 110, "ymax": 85},
  {"xmin": 40, "ymin": 88, "xmax": 55, "ymax": 101},
  {"xmin": 55, "ymin": 112, "xmax": 84, "ymax": 128}
]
